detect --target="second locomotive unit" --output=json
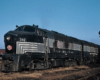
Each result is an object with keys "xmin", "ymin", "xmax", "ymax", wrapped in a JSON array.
[{"xmin": 2, "ymin": 24, "xmax": 99, "ymax": 71}]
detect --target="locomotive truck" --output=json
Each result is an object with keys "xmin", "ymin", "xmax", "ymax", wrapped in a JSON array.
[{"xmin": 1, "ymin": 24, "xmax": 99, "ymax": 71}]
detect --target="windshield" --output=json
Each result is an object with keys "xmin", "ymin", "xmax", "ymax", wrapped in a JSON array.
[
  {"xmin": 24, "ymin": 26, "xmax": 35, "ymax": 32},
  {"xmin": 15, "ymin": 27, "xmax": 23, "ymax": 31},
  {"xmin": 15, "ymin": 26, "xmax": 35, "ymax": 32}
]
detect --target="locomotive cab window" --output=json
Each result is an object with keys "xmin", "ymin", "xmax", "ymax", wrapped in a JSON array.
[
  {"xmin": 15, "ymin": 27, "xmax": 23, "ymax": 31},
  {"xmin": 24, "ymin": 26, "xmax": 35, "ymax": 32},
  {"xmin": 15, "ymin": 26, "xmax": 35, "ymax": 32}
]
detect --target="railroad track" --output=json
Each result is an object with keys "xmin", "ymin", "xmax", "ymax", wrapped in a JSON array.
[
  {"xmin": 0, "ymin": 65, "xmax": 100, "ymax": 80},
  {"xmin": 0, "ymin": 61, "xmax": 100, "ymax": 80},
  {"xmin": 40, "ymin": 67, "xmax": 100, "ymax": 80},
  {"xmin": 77, "ymin": 73, "xmax": 100, "ymax": 80}
]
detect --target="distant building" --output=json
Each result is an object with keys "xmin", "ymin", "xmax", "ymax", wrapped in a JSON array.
[{"xmin": 0, "ymin": 49, "xmax": 5, "ymax": 56}]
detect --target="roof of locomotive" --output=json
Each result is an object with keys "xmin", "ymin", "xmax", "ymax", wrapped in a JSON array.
[
  {"xmin": 82, "ymin": 40, "xmax": 98, "ymax": 47},
  {"xmin": 37, "ymin": 26, "xmax": 96, "ymax": 45},
  {"xmin": 15, "ymin": 24, "xmax": 99, "ymax": 47}
]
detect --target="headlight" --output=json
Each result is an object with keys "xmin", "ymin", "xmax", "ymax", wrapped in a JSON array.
[
  {"xmin": 7, "ymin": 45, "xmax": 12, "ymax": 50},
  {"xmin": 6, "ymin": 36, "xmax": 10, "ymax": 41},
  {"xmin": 19, "ymin": 38, "xmax": 26, "ymax": 42}
]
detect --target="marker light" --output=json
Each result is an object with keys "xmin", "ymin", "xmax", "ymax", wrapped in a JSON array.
[{"xmin": 7, "ymin": 45, "xmax": 12, "ymax": 50}]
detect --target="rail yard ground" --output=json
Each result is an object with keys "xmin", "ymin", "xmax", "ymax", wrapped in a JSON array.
[{"xmin": 0, "ymin": 59, "xmax": 100, "ymax": 80}]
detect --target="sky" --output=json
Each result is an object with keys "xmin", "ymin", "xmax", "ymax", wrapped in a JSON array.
[{"xmin": 0, "ymin": 0, "xmax": 100, "ymax": 49}]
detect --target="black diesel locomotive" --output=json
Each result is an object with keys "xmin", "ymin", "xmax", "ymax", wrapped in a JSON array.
[{"xmin": 1, "ymin": 24, "xmax": 100, "ymax": 71}]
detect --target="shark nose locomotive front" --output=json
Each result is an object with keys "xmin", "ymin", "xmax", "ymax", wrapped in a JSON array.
[
  {"xmin": 4, "ymin": 31, "xmax": 18, "ymax": 54},
  {"xmin": 2, "ymin": 25, "xmax": 39, "ymax": 71}
]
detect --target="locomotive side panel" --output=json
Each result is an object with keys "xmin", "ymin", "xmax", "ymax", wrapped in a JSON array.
[{"xmin": 82, "ymin": 41, "xmax": 98, "ymax": 64}]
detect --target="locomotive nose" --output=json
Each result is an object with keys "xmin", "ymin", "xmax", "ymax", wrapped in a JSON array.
[
  {"xmin": 4, "ymin": 31, "xmax": 19, "ymax": 54},
  {"xmin": 4, "ymin": 30, "xmax": 37, "ymax": 54},
  {"xmin": 4, "ymin": 31, "xmax": 19, "ymax": 42}
]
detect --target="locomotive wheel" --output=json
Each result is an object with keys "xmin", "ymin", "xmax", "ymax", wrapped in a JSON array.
[
  {"xmin": 69, "ymin": 61, "xmax": 77, "ymax": 66},
  {"xmin": 65, "ymin": 60, "xmax": 70, "ymax": 67},
  {"xmin": 65, "ymin": 60, "xmax": 77, "ymax": 67},
  {"xmin": 18, "ymin": 68, "xmax": 22, "ymax": 72}
]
